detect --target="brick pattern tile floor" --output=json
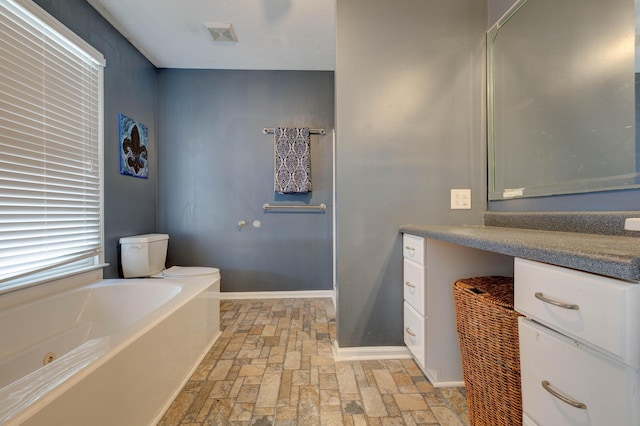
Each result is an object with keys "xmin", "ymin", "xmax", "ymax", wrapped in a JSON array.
[{"xmin": 159, "ymin": 298, "xmax": 469, "ymax": 425}]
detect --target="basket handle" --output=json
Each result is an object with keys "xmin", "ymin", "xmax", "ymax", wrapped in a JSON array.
[
  {"xmin": 455, "ymin": 281, "xmax": 514, "ymax": 310},
  {"xmin": 457, "ymin": 281, "xmax": 486, "ymax": 295}
]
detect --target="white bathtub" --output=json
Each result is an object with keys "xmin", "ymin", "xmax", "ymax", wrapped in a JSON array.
[{"xmin": 0, "ymin": 273, "xmax": 220, "ymax": 425}]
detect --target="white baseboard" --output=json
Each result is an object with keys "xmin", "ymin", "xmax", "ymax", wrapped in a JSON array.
[
  {"xmin": 421, "ymin": 363, "xmax": 466, "ymax": 388},
  {"xmin": 432, "ymin": 380, "xmax": 465, "ymax": 388},
  {"xmin": 332, "ymin": 341, "xmax": 411, "ymax": 362},
  {"xmin": 220, "ymin": 290, "xmax": 334, "ymax": 300}
]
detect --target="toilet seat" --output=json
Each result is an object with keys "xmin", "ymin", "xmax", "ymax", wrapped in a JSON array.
[{"xmin": 161, "ymin": 266, "xmax": 220, "ymax": 279}]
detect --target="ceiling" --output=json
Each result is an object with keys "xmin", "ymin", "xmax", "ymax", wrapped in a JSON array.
[{"xmin": 86, "ymin": 0, "xmax": 336, "ymax": 70}]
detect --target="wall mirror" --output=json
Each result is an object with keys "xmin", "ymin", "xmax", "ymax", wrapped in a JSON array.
[{"xmin": 487, "ymin": 0, "xmax": 638, "ymax": 200}]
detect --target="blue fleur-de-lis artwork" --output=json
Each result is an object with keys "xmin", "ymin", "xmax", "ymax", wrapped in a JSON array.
[{"xmin": 119, "ymin": 113, "xmax": 149, "ymax": 179}]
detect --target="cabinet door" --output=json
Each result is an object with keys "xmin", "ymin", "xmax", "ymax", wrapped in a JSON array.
[
  {"xmin": 403, "ymin": 301, "xmax": 425, "ymax": 369},
  {"xmin": 515, "ymin": 258, "xmax": 640, "ymax": 367},
  {"xmin": 403, "ymin": 259, "xmax": 425, "ymax": 316},
  {"xmin": 519, "ymin": 318, "xmax": 640, "ymax": 426},
  {"xmin": 402, "ymin": 234, "xmax": 424, "ymax": 264}
]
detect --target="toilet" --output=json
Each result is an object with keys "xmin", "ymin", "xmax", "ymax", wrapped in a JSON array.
[{"xmin": 119, "ymin": 233, "xmax": 220, "ymax": 280}]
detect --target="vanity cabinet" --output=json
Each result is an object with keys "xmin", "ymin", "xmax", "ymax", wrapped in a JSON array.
[
  {"xmin": 402, "ymin": 233, "xmax": 513, "ymax": 387},
  {"xmin": 401, "ymin": 219, "xmax": 640, "ymax": 424},
  {"xmin": 402, "ymin": 234, "xmax": 427, "ymax": 374},
  {"xmin": 514, "ymin": 258, "xmax": 640, "ymax": 426}
]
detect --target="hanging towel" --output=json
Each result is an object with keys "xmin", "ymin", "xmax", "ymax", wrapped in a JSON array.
[{"xmin": 274, "ymin": 127, "xmax": 312, "ymax": 193}]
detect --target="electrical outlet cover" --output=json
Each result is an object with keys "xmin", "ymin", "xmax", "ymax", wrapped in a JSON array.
[{"xmin": 451, "ymin": 189, "xmax": 471, "ymax": 209}]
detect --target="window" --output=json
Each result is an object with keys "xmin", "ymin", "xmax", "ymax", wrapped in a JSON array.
[{"xmin": 0, "ymin": 0, "xmax": 105, "ymax": 291}]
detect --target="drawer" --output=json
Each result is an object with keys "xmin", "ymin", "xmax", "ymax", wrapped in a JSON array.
[
  {"xmin": 403, "ymin": 234, "xmax": 424, "ymax": 264},
  {"xmin": 404, "ymin": 301, "xmax": 425, "ymax": 368},
  {"xmin": 514, "ymin": 258, "xmax": 640, "ymax": 367},
  {"xmin": 519, "ymin": 318, "xmax": 640, "ymax": 426},
  {"xmin": 403, "ymin": 258, "xmax": 425, "ymax": 315}
]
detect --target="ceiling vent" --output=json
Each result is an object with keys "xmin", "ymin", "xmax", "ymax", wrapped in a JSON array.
[{"xmin": 205, "ymin": 23, "xmax": 238, "ymax": 43}]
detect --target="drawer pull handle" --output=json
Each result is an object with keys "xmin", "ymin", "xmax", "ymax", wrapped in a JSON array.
[
  {"xmin": 535, "ymin": 292, "xmax": 579, "ymax": 310},
  {"xmin": 541, "ymin": 380, "xmax": 587, "ymax": 410},
  {"xmin": 405, "ymin": 327, "xmax": 416, "ymax": 337},
  {"xmin": 405, "ymin": 281, "xmax": 416, "ymax": 288}
]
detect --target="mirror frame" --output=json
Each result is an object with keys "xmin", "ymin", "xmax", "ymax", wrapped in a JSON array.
[{"xmin": 487, "ymin": 0, "xmax": 640, "ymax": 200}]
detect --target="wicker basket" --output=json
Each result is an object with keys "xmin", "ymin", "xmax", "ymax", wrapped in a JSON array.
[{"xmin": 453, "ymin": 276, "xmax": 523, "ymax": 426}]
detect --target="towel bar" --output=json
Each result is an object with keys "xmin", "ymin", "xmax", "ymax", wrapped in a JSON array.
[
  {"xmin": 263, "ymin": 128, "xmax": 326, "ymax": 135},
  {"xmin": 263, "ymin": 203, "xmax": 326, "ymax": 211}
]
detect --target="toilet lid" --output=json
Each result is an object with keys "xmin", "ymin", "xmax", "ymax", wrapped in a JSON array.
[{"xmin": 162, "ymin": 266, "xmax": 220, "ymax": 279}]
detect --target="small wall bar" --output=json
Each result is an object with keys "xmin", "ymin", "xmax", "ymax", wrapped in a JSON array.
[
  {"xmin": 262, "ymin": 128, "xmax": 326, "ymax": 135},
  {"xmin": 263, "ymin": 203, "xmax": 327, "ymax": 211}
]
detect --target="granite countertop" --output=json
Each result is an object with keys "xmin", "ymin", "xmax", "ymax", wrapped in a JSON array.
[{"xmin": 400, "ymin": 224, "xmax": 640, "ymax": 281}]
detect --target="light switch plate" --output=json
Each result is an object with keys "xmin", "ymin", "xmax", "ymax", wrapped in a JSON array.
[{"xmin": 451, "ymin": 189, "xmax": 471, "ymax": 209}]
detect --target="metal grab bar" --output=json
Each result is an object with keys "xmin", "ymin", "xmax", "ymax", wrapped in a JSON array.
[
  {"xmin": 263, "ymin": 128, "xmax": 326, "ymax": 135},
  {"xmin": 263, "ymin": 203, "xmax": 327, "ymax": 211}
]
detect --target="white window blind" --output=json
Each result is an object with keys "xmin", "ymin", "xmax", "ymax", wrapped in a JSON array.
[{"xmin": 0, "ymin": 0, "xmax": 105, "ymax": 287}]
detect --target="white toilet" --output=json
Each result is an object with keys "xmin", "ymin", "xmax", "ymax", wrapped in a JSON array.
[{"xmin": 119, "ymin": 233, "xmax": 220, "ymax": 281}]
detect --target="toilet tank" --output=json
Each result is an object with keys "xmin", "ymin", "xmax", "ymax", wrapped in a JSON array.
[{"xmin": 119, "ymin": 234, "xmax": 169, "ymax": 278}]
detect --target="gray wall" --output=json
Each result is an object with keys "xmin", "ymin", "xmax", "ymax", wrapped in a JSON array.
[
  {"xmin": 35, "ymin": 0, "xmax": 158, "ymax": 278},
  {"xmin": 156, "ymin": 70, "xmax": 334, "ymax": 292},
  {"xmin": 335, "ymin": 0, "xmax": 488, "ymax": 347}
]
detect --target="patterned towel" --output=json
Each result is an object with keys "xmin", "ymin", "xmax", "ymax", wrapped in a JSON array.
[{"xmin": 274, "ymin": 127, "xmax": 312, "ymax": 193}]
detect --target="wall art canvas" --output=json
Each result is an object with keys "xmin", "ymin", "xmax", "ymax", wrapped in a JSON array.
[{"xmin": 119, "ymin": 113, "xmax": 149, "ymax": 179}]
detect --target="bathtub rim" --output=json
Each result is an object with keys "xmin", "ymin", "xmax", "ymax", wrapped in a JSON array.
[{"xmin": 2, "ymin": 275, "xmax": 221, "ymax": 426}]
